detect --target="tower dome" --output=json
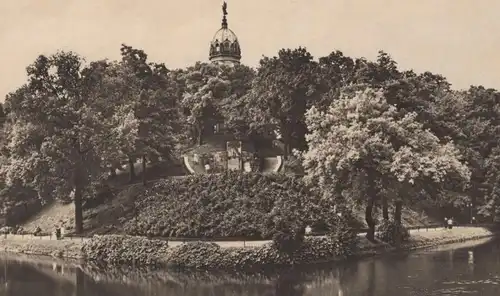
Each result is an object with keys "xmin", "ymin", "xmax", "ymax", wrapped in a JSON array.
[{"xmin": 209, "ymin": 2, "xmax": 241, "ymax": 65}]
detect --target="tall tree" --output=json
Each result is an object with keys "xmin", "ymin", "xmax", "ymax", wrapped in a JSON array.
[
  {"xmin": 110, "ymin": 44, "xmax": 184, "ymax": 184},
  {"xmin": 179, "ymin": 62, "xmax": 255, "ymax": 146},
  {"xmin": 250, "ymin": 47, "xmax": 321, "ymax": 158},
  {"xmin": 1, "ymin": 52, "xmax": 137, "ymax": 233},
  {"xmin": 180, "ymin": 62, "xmax": 227, "ymax": 145},
  {"xmin": 301, "ymin": 87, "xmax": 470, "ymax": 240}
]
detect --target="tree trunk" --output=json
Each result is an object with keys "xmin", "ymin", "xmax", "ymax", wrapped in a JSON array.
[
  {"xmin": 128, "ymin": 156, "xmax": 136, "ymax": 183},
  {"xmin": 394, "ymin": 200, "xmax": 403, "ymax": 247},
  {"xmin": 365, "ymin": 195, "xmax": 376, "ymax": 241},
  {"xmin": 365, "ymin": 176, "xmax": 377, "ymax": 241},
  {"xmin": 73, "ymin": 165, "xmax": 84, "ymax": 234},
  {"xmin": 394, "ymin": 200, "xmax": 403, "ymax": 224},
  {"xmin": 382, "ymin": 195, "xmax": 389, "ymax": 220},
  {"xmin": 282, "ymin": 130, "xmax": 291, "ymax": 160},
  {"xmin": 141, "ymin": 155, "xmax": 147, "ymax": 186},
  {"xmin": 197, "ymin": 125, "xmax": 204, "ymax": 145}
]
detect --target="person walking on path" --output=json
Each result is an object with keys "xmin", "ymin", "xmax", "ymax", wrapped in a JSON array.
[
  {"xmin": 447, "ymin": 217, "xmax": 454, "ymax": 230},
  {"xmin": 55, "ymin": 226, "xmax": 61, "ymax": 240},
  {"xmin": 444, "ymin": 217, "xmax": 448, "ymax": 229}
]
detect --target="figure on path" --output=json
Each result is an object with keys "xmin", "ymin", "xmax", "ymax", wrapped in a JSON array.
[{"xmin": 447, "ymin": 217, "xmax": 453, "ymax": 230}]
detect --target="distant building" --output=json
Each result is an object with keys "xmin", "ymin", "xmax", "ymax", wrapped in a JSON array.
[{"xmin": 208, "ymin": 1, "xmax": 241, "ymax": 66}]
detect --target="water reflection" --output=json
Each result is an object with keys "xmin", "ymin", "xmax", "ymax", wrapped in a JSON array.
[{"xmin": 1, "ymin": 238, "xmax": 500, "ymax": 296}]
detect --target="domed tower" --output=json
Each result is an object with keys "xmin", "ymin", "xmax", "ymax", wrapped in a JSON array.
[{"xmin": 209, "ymin": 2, "xmax": 241, "ymax": 65}]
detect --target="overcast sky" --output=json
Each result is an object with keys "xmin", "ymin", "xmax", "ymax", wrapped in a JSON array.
[{"xmin": 0, "ymin": 0, "xmax": 499, "ymax": 101}]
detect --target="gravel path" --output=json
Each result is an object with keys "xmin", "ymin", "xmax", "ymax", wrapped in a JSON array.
[{"xmin": 0, "ymin": 225, "xmax": 459, "ymax": 249}]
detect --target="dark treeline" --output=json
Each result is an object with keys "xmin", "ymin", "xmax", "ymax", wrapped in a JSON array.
[{"xmin": 0, "ymin": 45, "xmax": 497, "ymax": 238}]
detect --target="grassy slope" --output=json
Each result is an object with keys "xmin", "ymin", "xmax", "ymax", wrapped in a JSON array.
[{"xmin": 21, "ymin": 159, "xmax": 187, "ymax": 234}]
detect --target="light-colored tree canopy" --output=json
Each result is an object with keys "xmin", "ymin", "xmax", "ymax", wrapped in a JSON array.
[{"xmin": 301, "ymin": 87, "xmax": 471, "ymax": 239}]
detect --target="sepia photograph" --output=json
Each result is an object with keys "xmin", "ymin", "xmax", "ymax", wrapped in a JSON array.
[{"xmin": 0, "ymin": 0, "xmax": 499, "ymax": 295}]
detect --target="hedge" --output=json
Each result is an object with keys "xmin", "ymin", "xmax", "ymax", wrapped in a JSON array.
[
  {"xmin": 82, "ymin": 235, "xmax": 169, "ymax": 267},
  {"xmin": 123, "ymin": 171, "xmax": 343, "ymax": 239},
  {"xmin": 164, "ymin": 234, "xmax": 358, "ymax": 270},
  {"xmin": 82, "ymin": 232, "xmax": 358, "ymax": 270}
]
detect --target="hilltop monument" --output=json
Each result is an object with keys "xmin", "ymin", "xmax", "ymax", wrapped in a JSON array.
[
  {"xmin": 182, "ymin": 2, "xmax": 283, "ymax": 175},
  {"xmin": 208, "ymin": 2, "xmax": 242, "ymax": 65}
]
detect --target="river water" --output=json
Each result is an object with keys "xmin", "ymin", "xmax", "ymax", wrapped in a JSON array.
[{"xmin": 1, "ymin": 238, "xmax": 500, "ymax": 296}]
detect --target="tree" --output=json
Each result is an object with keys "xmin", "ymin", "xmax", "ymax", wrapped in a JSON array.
[
  {"xmin": 108, "ymin": 44, "xmax": 184, "ymax": 185},
  {"xmin": 217, "ymin": 64, "xmax": 257, "ymax": 139},
  {"xmin": 432, "ymin": 86, "xmax": 500, "ymax": 219},
  {"xmin": 180, "ymin": 62, "xmax": 228, "ymax": 145},
  {"xmin": 250, "ymin": 47, "xmax": 321, "ymax": 158},
  {"xmin": 1, "ymin": 52, "xmax": 137, "ymax": 233},
  {"xmin": 301, "ymin": 87, "xmax": 470, "ymax": 240},
  {"xmin": 179, "ymin": 62, "xmax": 256, "ymax": 146},
  {"xmin": 483, "ymin": 147, "xmax": 500, "ymax": 221}
]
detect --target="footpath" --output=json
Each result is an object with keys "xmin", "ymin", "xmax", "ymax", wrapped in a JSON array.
[
  {"xmin": 0, "ymin": 226, "xmax": 497, "ymax": 263},
  {"xmin": 0, "ymin": 226, "xmax": 449, "ymax": 248}
]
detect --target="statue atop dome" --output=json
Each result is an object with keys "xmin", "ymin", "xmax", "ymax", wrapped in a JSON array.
[
  {"xmin": 209, "ymin": 1, "xmax": 241, "ymax": 65},
  {"xmin": 221, "ymin": 2, "xmax": 228, "ymax": 28}
]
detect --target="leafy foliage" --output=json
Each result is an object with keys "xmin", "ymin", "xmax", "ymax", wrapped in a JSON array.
[
  {"xmin": 249, "ymin": 47, "xmax": 321, "ymax": 157},
  {"xmin": 103, "ymin": 45, "xmax": 185, "ymax": 182},
  {"xmin": 123, "ymin": 171, "xmax": 343, "ymax": 239},
  {"xmin": 376, "ymin": 220, "xmax": 410, "ymax": 245},
  {"xmin": 179, "ymin": 62, "xmax": 255, "ymax": 144},
  {"xmin": 1, "ymin": 52, "xmax": 136, "ymax": 233},
  {"xmin": 327, "ymin": 214, "xmax": 358, "ymax": 256},
  {"xmin": 4, "ymin": 41, "xmax": 500, "ymax": 236},
  {"xmin": 162, "ymin": 235, "xmax": 358, "ymax": 270},
  {"xmin": 82, "ymin": 235, "xmax": 169, "ymax": 267},
  {"xmin": 271, "ymin": 222, "xmax": 305, "ymax": 255},
  {"xmin": 301, "ymin": 87, "xmax": 471, "ymax": 239}
]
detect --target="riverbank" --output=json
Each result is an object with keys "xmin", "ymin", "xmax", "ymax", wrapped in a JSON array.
[
  {"xmin": 355, "ymin": 226, "xmax": 498, "ymax": 257},
  {"xmin": 0, "ymin": 226, "xmax": 498, "ymax": 269},
  {"xmin": 0, "ymin": 236, "xmax": 84, "ymax": 259}
]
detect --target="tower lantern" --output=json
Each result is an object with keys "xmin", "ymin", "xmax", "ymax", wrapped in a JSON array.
[{"xmin": 208, "ymin": 1, "xmax": 241, "ymax": 65}]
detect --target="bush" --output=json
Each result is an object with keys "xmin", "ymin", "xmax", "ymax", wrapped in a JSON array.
[
  {"xmin": 165, "ymin": 242, "xmax": 228, "ymax": 269},
  {"xmin": 122, "ymin": 172, "xmax": 338, "ymax": 239},
  {"xmin": 267, "ymin": 210, "xmax": 305, "ymax": 255},
  {"xmin": 327, "ymin": 214, "xmax": 358, "ymax": 257},
  {"xmin": 82, "ymin": 235, "xmax": 169, "ymax": 267},
  {"xmin": 164, "ymin": 232, "xmax": 359, "ymax": 270},
  {"xmin": 272, "ymin": 229, "xmax": 304, "ymax": 255},
  {"xmin": 376, "ymin": 220, "xmax": 410, "ymax": 245},
  {"xmin": 81, "ymin": 226, "xmax": 359, "ymax": 270}
]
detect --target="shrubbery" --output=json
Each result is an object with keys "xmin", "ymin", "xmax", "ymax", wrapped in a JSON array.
[
  {"xmin": 82, "ymin": 235, "xmax": 169, "ymax": 267},
  {"xmin": 123, "ymin": 171, "xmax": 340, "ymax": 239},
  {"xmin": 164, "ymin": 235, "xmax": 359, "ymax": 270},
  {"xmin": 376, "ymin": 220, "xmax": 410, "ymax": 245},
  {"xmin": 271, "ymin": 226, "xmax": 305, "ymax": 255},
  {"xmin": 82, "ymin": 225, "xmax": 359, "ymax": 270},
  {"xmin": 328, "ymin": 214, "xmax": 358, "ymax": 256}
]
